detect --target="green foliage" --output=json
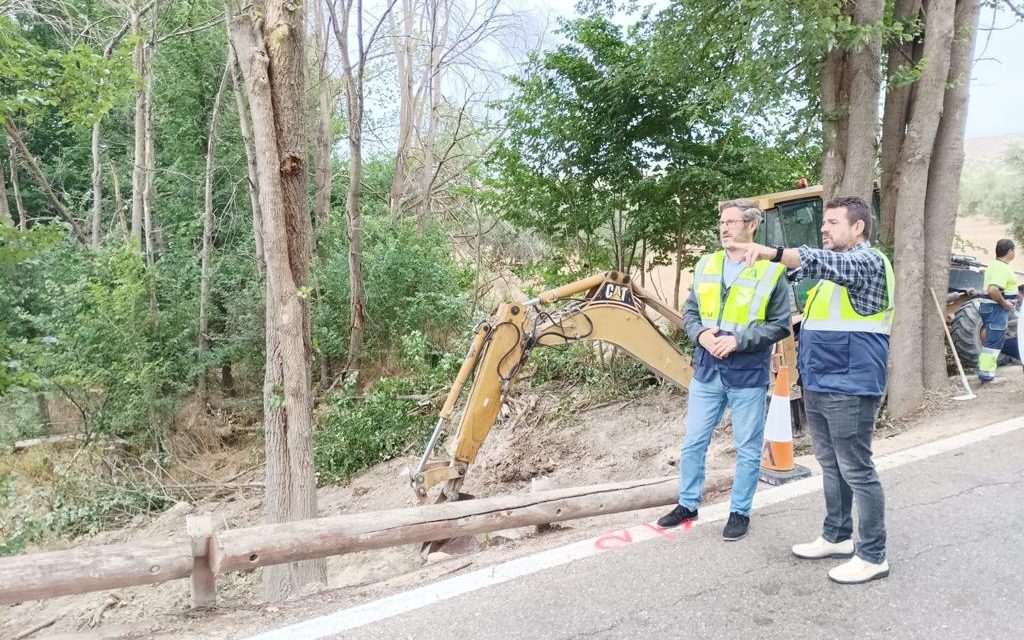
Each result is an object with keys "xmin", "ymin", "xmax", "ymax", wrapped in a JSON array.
[
  {"xmin": 313, "ymin": 209, "xmax": 474, "ymax": 365},
  {"xmin": 0, "ymin": 16, "xmax": 132, "ymax": 126},
  {"xmin": 0, "ymin": 225, "xmax": 63, "ymax": 395},
  {"xmin": 960, "ymin": 146, "xmax": 1024, "ymax": 244},
  {"xmin": 487, "ymin": 5, "xmax": 820, "ymax": 276},
  {"xmin": 314, "ymin": 332, "xmax": 462, "ymax": 483},
  {"xmin": 0, "ymin": 464, "xmax": 174, "ymax": 556}
]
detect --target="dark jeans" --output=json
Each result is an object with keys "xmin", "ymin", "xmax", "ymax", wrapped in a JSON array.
[{"xmin": 804, "ymin": 389, "xmax": 886, "ymax": 564}]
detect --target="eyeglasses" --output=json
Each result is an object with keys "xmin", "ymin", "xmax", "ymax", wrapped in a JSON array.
[{"xmin": 718, "ymin": 219, "xmax": 749, "ymax": 228}]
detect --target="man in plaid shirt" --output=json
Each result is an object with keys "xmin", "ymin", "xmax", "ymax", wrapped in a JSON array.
[{"xmin": 728, "ymin": 196, "xmax": 895, "ymax": 585}]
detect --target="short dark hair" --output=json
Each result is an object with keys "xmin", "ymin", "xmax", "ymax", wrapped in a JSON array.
[
  {"xmin": 825, "ymin": 196, "xmax": 872, "ymax": 240},
  {"xmin": 996, "ymin": 239, "xmax": 1015, "ymax": 258}
]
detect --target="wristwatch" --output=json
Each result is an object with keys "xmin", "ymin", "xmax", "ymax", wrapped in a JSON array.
[{"xmin": 770, "ymin": 246, "xmax": 784, "ymax": 263}]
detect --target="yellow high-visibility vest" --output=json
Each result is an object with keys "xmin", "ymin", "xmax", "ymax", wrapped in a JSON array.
[
  {"xmin": 693, "ymin": 250, "xmax": 785, "ymax": 333},
  {"xmin": 802, "ymin": 249, "xmax": 895, "ymax": 334}
]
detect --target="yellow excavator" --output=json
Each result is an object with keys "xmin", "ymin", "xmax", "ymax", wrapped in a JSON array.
[{"xmin": 409, "ymin": 270, "xmax": 701, "ymax": 505}]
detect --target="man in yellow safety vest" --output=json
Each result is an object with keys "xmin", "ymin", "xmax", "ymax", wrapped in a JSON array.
[
  {"xmin": 728, "ymin": 195, "xmax": 895, "ymax": 585},
  {"xmin": 656, "ymin": 199, "xmax": 791, "ymax": 542},
  {"xmin": 978, "ymin": 239, "xmax": 1018, "ymax": 383}
]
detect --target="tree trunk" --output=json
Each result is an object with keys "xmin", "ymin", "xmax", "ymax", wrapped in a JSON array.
[
  {"xmin": 820, "ymin": 0, "xmax": 883, "ymax": 204},
  {"xmin": 9, "ymin": 140, "xmax": 26, "ymax": 230},
  {"xmin": 388, "ymin": 0, "xmax": 416, "ymax": 216},
  {"xmin": 328, "ymin": 0, "xmax": 367, "ymax": 374},
  {"xmin": 839, "ymin": 0, "xmax": 884, "ymax": 204},
  {"xmin": 199, "ymin": 59, "xmax": 232, "ymax": 405},
  {"xmin": 312, "ymin": 0, "xmax": 333, "ymax": 226},
  {"xmin": 0, "ymin": 157, "xmax": 11, "ymax": 227},
  {"xmin": 142, "ymin": 4, "xmax": 158, "ymax": 270},
  {"xmin": 3, "ymin": 119, "xmax": 88, "ymax": 243},
  {"xmin": 672, "ymin": 213, "xmax": 684, "ymax": 311},
  {"xmin": 887, "ymin": 0, "xmax": 956, "ymax": 419},
  {"xmin": 922, "ymin": 0, "xmax": 981, "ymax": 393},
  {"xmin": 131, "ymin": 2, "xmax": 146, "ymax": 249},
  {"xmin": 418, "ymin": 0, "xmax": 448, "ymax": 223},
  {"xmin": 820, "ymin": 45, "xmax": 848, "ymax": 202},
  {"xmin": 110, "ymin": 160, "xmax": 128, "ymax": 237},
  {"xmin": 36, "ymin": 393, "xmax": 52, "ymax": 431},
  {"xmin": 228, "ymin": 0, "xmax": 324, "ymax": 602},
  {"xmin": 879, "ymin": 0, "xmax": 924, "ymax": 246},
  {"xmin": 228, "ymin": 50, "xmax": 266, "ymax": 276},
  {"xmin": 90, "ymin": 121, "xmax": 103, "ymax": 248}
]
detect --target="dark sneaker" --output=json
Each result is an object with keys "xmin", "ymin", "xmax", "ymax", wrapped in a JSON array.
[
  {"xmin": 657, "ymin": 504, "xmax": 698, "ymax": 528},
  {"xmin": 722, "ymin": 512, "xmax": 749, "ymax": 541}
]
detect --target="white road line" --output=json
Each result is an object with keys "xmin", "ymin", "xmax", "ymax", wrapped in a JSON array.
[{"xmin": 243, "ymin": 414, "xmax": 1024, "ymax": 640}]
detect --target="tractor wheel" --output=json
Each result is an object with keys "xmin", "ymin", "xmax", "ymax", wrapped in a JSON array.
[{"xmin": 950, "ymin": 299, "xmax": 1016, "ymax": 370}]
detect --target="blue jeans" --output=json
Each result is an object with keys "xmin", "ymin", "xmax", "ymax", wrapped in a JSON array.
[
  {"xmin": 678, "ymin": 372, "xmax": 767, "ymax": 517},
  {"xmin": 979, "ymin": 303, "xmax": 1008, "ymax": 381},
  {"xmin": 804, "ymin": 390, "xmax": 886, "ymax": 564}
]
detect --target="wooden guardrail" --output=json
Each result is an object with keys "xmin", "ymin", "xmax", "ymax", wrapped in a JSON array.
[{"xmin": 0, "ymin": 476, "xmax": 678, "ymax": 608}]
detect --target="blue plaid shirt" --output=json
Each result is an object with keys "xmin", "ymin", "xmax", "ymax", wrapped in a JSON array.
[{"xmin": 795, "ymin": 242, "xmax": 889, "ymax": 316}]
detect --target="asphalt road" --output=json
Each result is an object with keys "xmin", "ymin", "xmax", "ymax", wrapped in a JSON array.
[{"xmin": 329, "ymin": 426, "xmax": 1024, "ymax": 640}]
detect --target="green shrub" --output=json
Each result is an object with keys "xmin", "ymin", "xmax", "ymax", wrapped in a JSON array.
[
  {"xmin": 0, "ymin": 466, "xmax": 174, "ymax": 556},
  {"xmin": 312, "ymin": 212, "xmax": 474, "ymax": 366},
  {"xmin": 314, "ymin": 331, "xmax": 462, "ymax": 484}
]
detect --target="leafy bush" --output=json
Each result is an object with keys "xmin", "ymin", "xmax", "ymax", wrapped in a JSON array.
[
  {"xmin": 314, "ymin": 331, "xmax": 462, "ymax": 484},
  {"xmin": 313, "ymin": 211, "xmax": 474, "ymax": 367}
]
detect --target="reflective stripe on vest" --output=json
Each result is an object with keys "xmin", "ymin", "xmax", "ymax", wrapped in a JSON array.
[
  {"xmin": 802, "ymin": 249, "xmax": 895, "ymax": 335},
  {"xmin": 693, "ymin": 250, "xmax": 785, "ymax": 333}
]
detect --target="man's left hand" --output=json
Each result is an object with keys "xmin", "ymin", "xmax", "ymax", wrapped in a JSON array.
[{"xmin": 709, "ymin": 335, "xmax": 738, "ymax": 359}]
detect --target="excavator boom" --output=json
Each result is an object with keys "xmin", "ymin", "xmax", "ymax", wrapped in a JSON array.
[{"xmin": 410, "ymin": 272, "xmax": 694, "ymax": 503}]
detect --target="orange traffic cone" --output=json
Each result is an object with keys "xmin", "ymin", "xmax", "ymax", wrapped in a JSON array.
[{"xmin": 759, "ymin": 365, "xmax": 811, "ymax": 486}]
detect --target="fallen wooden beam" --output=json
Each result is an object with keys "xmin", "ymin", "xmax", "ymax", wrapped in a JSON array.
[
  {"xmin": 0, "ymin": 538, "xmax": 193, "ymax": 605},
  {"xmin": 11, "ymin": 434, "xmax": 129, "ymax": 452},
  {"xmin": 210, "ymin": 475, "xmax": 678, "ymax": 572}
]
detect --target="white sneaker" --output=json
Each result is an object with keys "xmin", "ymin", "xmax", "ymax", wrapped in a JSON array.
[
  {"xmin": 828, "ymin": 557, "xmax": 890, "ymax": 584},
  {"xmin": 791, "ymin": 536, "xmax": 855, "ymax": 559}
]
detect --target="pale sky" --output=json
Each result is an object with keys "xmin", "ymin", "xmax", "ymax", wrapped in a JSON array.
[{"xmin": 534, "ymin": 0, "xmax": 1024, "ymax": 141}]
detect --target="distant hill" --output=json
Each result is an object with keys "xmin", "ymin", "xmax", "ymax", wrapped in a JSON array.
[{"xmin": 963, "ymin": 133, "xmax": 1024, "ymax": 165}]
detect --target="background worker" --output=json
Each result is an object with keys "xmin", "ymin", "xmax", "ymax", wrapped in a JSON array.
[
  {"xmin": 727, "ymin": 196, "xmax": 894, "ymax": 585},
  {"xmin": 656, "ymin": 199, "xmax": 791, "ymax": 541},
  {"xmin": 978, "ymin": 239, "xmax": 1018, "ymax": 383}
]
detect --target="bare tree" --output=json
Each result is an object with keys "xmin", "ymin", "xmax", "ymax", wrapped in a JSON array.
[
  {"xmin": 820, "ymin": 0, "xmax": 885, "ymax": 205},
  {"xmin": 198, "ymin": 57, "xmax": 232, "ymax": 405},
  {"xmin": 228, "ymin": 0, "xmax": 324, "ymax": 601},
  {"xmin": 130, "ymin": 0, "xmax": 146, "ymax": 248},
  {"xmin": 8, "ymin": 140, "xmax": 26, "ymax": 230},
  {"xmin": 387, "ymin": 0, "xmax": 418, "ymax": 216},
  {"xmin": 313, "ymin": 0, "xmax": 334, "ymax": 226},
  {"xmin": 142, "ymin": 2, "xmax": 159, "ymax": 270},
  {"xmin": 90, "ymin": 4, "xmax": 152, "ymax": 248},
  {"xmin": 328, "ymin": 0, "xmax": 398, "ymax": 374},
  {"xmin": 110, "ymin": 160, "xmax": 128, "ymax": 237},
  {"xmin": 228, "ymin": 50, "xmax": 266, "ymax": 275},
  {"xmin": 228, "ymin": 50, "xmax": 266, "ymax": 276},
  {"xmin": 0, "ymin": 157, "xmax": 11, "ymax": 228}
]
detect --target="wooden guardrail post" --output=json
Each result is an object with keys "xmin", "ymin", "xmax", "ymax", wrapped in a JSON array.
[{"xmin": 186, "ymin": 513, "xmax": 216, "ymax": 609}]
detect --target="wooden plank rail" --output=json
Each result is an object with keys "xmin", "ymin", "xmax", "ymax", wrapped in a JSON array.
[
  {"xmin": 0, "ymin": 476, "xmax": 679, "ymax": 607},
  {"xmin": 210, "ymin": 476, "xmax": 678, "ymax": 572},
  {"xmin": 0, "ymin": 539, "xmax": 193, "ymax": 605}
]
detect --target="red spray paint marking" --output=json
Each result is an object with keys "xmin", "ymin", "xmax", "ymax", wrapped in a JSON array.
[
  {"xmin": 593, "ymin": 530, "xmax": 633, "ymax": 551},
  {"xmin": 593, "ymin": 518, "xmax": 695, "ymax": 552}
]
